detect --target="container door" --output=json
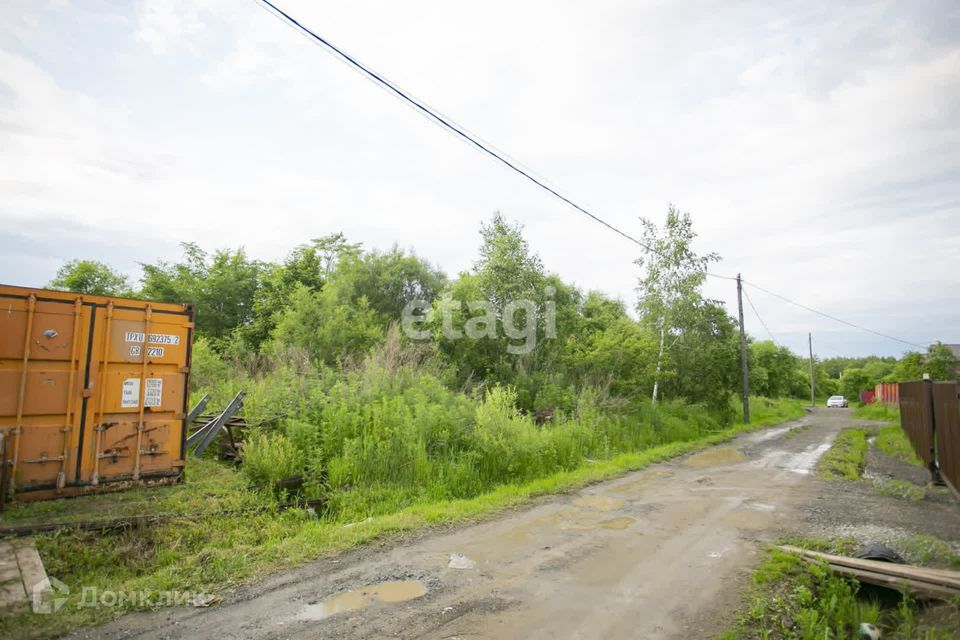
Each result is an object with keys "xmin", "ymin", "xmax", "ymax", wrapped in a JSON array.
[
  {"xmin": 80, "ymin": 304, "xmax": 190, "ymax": 484},
  {"xmin": 0, "ymin": 294, "xmax": 90, "ymax": 493}
]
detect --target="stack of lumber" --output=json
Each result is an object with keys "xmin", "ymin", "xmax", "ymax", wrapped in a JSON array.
[{"xmin": 778, "ymin": 545, "xmax": 960, "ymax": 599}]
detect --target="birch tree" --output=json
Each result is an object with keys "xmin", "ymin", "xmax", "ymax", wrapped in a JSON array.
[{"xmin": 635, "ymin": 205, "xmax": 719, "ymax": 403}]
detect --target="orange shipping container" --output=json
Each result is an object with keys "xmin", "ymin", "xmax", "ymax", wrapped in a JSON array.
[{"xmin": 0, "ymin": 284, "xmax": 194, "ymax": 502}]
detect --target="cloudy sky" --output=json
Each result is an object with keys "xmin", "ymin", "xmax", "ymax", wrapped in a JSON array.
[{"xmin": 1, "ymin": 0, "xmax": 958, "ymax": 358}]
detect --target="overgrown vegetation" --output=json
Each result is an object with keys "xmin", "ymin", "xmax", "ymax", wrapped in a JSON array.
[
  {"xmin": 817, "ymin": 428, "xmax": 869, "ymax": 481},
  {"xmin": 722, "ymin": 545, "xmax": 960, "ymax": 639}
]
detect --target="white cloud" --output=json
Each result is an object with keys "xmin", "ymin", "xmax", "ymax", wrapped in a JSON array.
[
  {"xmin": 134, "ymin": 0, "xmax": 213, "ymax": 54},
  {"xmin": 1, "ymin": 0, "xmax": 958, "ymax": 357}
]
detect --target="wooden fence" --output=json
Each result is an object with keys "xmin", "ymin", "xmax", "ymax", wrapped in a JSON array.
[{"xmin": 898, "ymin": 380, "xmax": 960, "ymax": 498}]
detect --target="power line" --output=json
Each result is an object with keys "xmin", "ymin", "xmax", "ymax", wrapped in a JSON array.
[
  {"xmin": 742, "ymin": 286, "xmax": 778, "ymax": 345},
  {"xmin": 254, "ymin": 0, "xmax": 929, "ymax": 353},
  {"xmin": 255, "ymin": 0, "xmax": 705, "ymax": 267},
  {"xmin": 742, "ymin": 279, "xmax": 928, "ymax": 350}
]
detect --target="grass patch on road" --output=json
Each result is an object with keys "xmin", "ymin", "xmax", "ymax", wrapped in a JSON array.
[
  {"xmin": 817, "ymin": 428, "xmax": 869, "ymax": 481},
  {"xmin": 722, "ymin": 544, "xmax": 960, "ymax": 640},
  {"xmin": 783, "ymin": 423, "xmax": 811, "ymax": 440},
  {"xmin": 0, "ymin": 399, "xmax": 804, "ymax": 640},
  {"xmin": 871, "ymin": 476, "xmax": 926, "ymax": 501}
]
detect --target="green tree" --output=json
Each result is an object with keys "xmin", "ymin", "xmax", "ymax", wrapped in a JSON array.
[
  {"xmin": 140, "ymin": 243, "xmax": 263, "ymax": 343},
  {"xmin": 270, "ymin": 283, "xmax": 383, "ymax": 365},
  {"xmin": 839, "ymin": 367, "xmax": 871, "ymax": 400},
  {"xmin": 862, "ymin": 359, "xmax": 894, "ymax": 386},
  {"xmin": 247, "ymin": 234, "xmax": 362, "ymax": 348},
  {"xmin": 474, "ymin": 213, "xmax": 545, "ymax": 310},
  {"xmin": 49, "ymin": 259, "xmax": 130, "ymax": 296},
  {"xmin": 337, "ymin": 246, "xmax": 446, "ymax": 322},
  {"xmin": 635, "ymin": 205, "xmax": 719, "ymax": 403},
  {"xmin": 924, "ymin": 342, "xmax": 958, "ymax": 381},
  {"xmin": 665, "ymin": 300, "xmax": 739, "ymax": 417},
  {"xmin": 887, "ymin": 352, "xmax": 923, "ymax": 382},
  {"xmin": 569, "ymin": 315, "xmax": 658, "ymax": 398},
  {"xmin": 433, "ymin": 214, "xmax": 574, "ymax": 389},
  {"xmin": 749, "ymin": 340, "xmax": 801, "ymax": 398}
]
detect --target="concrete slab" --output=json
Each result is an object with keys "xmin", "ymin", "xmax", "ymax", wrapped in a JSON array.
[
  {"xmin": 0, "ymin": 541, "xmax": 27, "ymax": 610},
  {"xmin": 16, "ymin": 544, "xmax": 51, "ymax": 598}
]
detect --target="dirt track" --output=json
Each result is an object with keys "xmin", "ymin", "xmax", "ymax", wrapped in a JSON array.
[{"xmin": 66, "ymin": 409, "xmax": 959, "ymax": 639}]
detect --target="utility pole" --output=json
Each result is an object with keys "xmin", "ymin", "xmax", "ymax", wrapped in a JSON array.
[
  {"xmin": 808, "ymin": 332, "xmax": 816, "ymax": 407},
  {"xmin": 736, "ymin": 274, "xmax": 750, "ymax": 424}
]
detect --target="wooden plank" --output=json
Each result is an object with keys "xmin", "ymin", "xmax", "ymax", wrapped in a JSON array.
[
  {"xmin": 820, "ymin": 562, "xmax": 960, "ymax": 599},
  {"xmin": 15, "ymin": 544, "xmax": 51, "ymax": 599},
  {"xmin": 779, "ymin": 546, "xmax": 960, "ymax": 590}
]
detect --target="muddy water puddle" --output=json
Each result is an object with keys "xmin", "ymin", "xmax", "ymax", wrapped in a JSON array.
[
  {"xmin": 572, "ymin": 495, "xmax": 625, "ymax": 511},
  {"xmin": 684, "ymin": 446, "xmax": 746, "ymax": 468},
  {"xmin": 299, "ymin": 580, "xmax": 427, "ymax": 621},
  {"xmin": 560, "ymin": 516, "xmax": 635, "ymax": 531}
]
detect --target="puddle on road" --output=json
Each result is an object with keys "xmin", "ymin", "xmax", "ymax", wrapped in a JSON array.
[
  {"xmin": 747, "ymin": 424, "xmax": 798, "ymax": 443},
  {"xmin": 684, "ymin": 447, "xmax": 746, "ymax": 468},
  {"xmin": 299, "ymin": 580, "xmax": 427, "ymax": 621},
  {"xmin": 448, "ymin": 553, "xmax": 477, "ymax": 569},
  {"xmin": 572, "ymin": 495, "xmax": 625, "ymax": 512},
  {"xmin": 560, "ymin": 516, "xmax": 635, "ymax": 531},
  {"xmin": 784, "ymin": 439, "xmax": 833, "ymax": 474}
]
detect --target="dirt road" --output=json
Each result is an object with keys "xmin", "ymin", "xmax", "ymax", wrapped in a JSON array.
[{"xmin": 68, "ymin": 409, "xmax": 897, "ymax": 639}]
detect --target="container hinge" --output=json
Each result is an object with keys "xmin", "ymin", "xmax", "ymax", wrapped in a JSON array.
[
  {"xmin": 184, "ymin": 321, "xmax": 195, "ymax": 328},
  {"xmin": 179, "ymin": 366, "xmax": 190, "ymax": 374},
  {"xmin": 83, "ymin": 387, "xmax": 94, "ymax": 398}
]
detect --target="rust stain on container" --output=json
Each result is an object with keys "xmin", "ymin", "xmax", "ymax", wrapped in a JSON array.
[{"xmin": 0, "ymin": 284, "xmax": 194, "ymax": 502}]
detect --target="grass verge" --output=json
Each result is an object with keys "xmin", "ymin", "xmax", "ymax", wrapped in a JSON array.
[
  {"xmin": 875, "ymin": 425, "xmax": 924, "ymax": 468},
  {"xmin": 853, "ymin": 402, "xmax": 900, "ymax": 423},
  {"xmin": 0, "ymin": 399, "xmax": 804, "ymax": 639}
]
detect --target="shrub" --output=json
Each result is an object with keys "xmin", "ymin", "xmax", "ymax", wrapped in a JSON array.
[{"xmin": 242, "ymin": 432, "xmax": 304, "ymax": 488}]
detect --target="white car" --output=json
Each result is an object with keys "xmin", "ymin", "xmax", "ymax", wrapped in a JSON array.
[{"xmin": 826, "ymin": 395, "xmax": 848, "ymax": 408}]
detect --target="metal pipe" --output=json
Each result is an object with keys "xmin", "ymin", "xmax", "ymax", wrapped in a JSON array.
[
  {"xmin": 57, "ymin": 298, "xmax": 84, "ymax": 491},
  {"xmin": 91, "ymin": 302, "xmax": 114, "ymax": 485},
  {"xmin": 9, "ymin": 294, "xmax": 37, "ymax": 496},
  {"xmin": 133, "ymin": 306, "xmax": 152, "ymax": 481}
]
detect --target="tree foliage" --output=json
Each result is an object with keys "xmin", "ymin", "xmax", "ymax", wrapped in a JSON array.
[
  {"xmin": 634, "ymin": 205, "xmax": 720, "ymax": 403},
  {"xmin": 49, "ymin": 259, "xmax": 130, "ymax": 296},
  {"xmin": 140, "ymin": 243, "xmax": 263, "ymax": 343},
  {"xmin": 47, "ymin": 207, "xmax": 915, "ymax": 421}
]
